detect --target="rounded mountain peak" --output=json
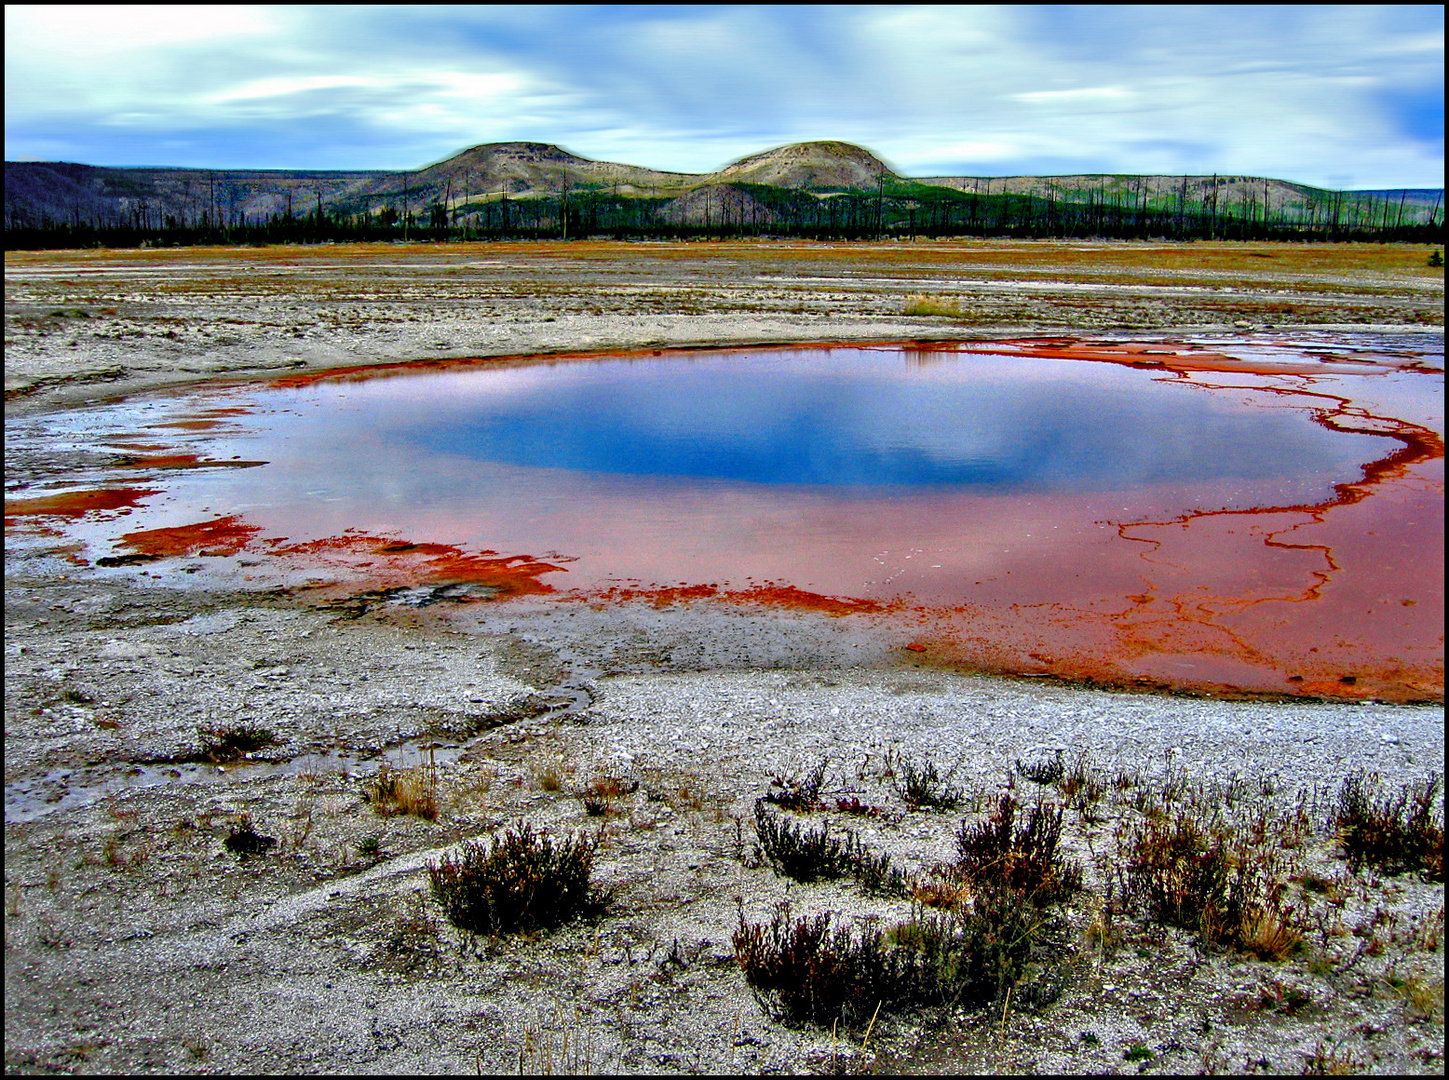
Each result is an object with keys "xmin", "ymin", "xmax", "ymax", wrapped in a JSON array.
[
  {"xmin": 458, "ymin": 142, "xmax": 588, "ymax": 163},
  {"xmin": 717, "ymin": 141, "xmax": 895, "ymax": 189}
]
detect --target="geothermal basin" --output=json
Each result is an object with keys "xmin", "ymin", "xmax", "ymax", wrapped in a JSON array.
[{"xmin": 5, "ymin": 335, "xmax": 1443, "ymax": 702}]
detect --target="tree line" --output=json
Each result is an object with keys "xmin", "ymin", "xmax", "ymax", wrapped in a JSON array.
[{"xmin": 4, "ymin": 176, "xmax": 1441, "ymax": 249}]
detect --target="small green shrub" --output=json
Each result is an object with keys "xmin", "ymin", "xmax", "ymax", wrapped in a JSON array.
[
  {"xmin": 753, "ymin": 801, "xmax": 906, "ymax": 895},
  {"xmin": 1334, "ymin": 771, "xmax": 1443, "ymax": 881},
  {"xmin": 754, "ymin": 800, "xmax": 855, "ymax": 882},
  {"xmin": 1119, "ymin": 807, "xmax": 1301, "ymax": 956},
  {"xmin": 1016, "ymin": 754, "xmax": 1065, "ymax": 785},
  {"xmin": 198, "ymin": 724, "xmax": 276, "ymax": 764},
  {"xmin": 852, "ymin": 846, "xmax": 908, "ymax": 898},
  {"xmin": 1124, "ymin": 1043, "xmax": 1154, "ymax": 1062},
  {"xmin": 1121, "ymin": 810, "xmax": 1237, "ymax": 936},
  {"xmin": 763, "ymin": 759, "xmax": 827, "ymax": 813},
  {"xmin": 891, "ymin": 755, "xmax": 963, "ymax": 811},
  {"xmin": 924, "ymin": 887, "xmax": 1069, "ymax": 1008},
  {"xmin": 735, "ymin": 890, "xmax": 1067, "ymax": 1029},
  {"xmin": 428, "ymin": 821, "xmax": 610, "ymax": 935},
  {"xmin": 956, "ymin": 794, "xmax": 1083, "ymax": 906},
  {"xmin": 738, "ymin": 790, "xmax": 1084, "ymax": 1030}
]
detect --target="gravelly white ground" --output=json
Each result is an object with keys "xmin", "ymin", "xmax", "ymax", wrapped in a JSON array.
[{"xmin": 5, "ymin": 242, "xmax": 1443, "ymax": 1074}]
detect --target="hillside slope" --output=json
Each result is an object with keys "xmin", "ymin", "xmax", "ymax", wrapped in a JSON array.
[
  {"xmin": 5, "ymin": 140, "xmax": 1441, "ymax": 231},
  {"xmin": 716, "ymin": 140, "xmax": 895, "ymax": 189}
]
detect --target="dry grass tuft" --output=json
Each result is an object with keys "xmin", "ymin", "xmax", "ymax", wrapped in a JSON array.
[
  {"xmin": 1238, "ymin": 905, "xmax": 1305, "ymax": 963},
  {"xmin": 364, "ymin": 763, "xmax": 439, "ymax": 821},
  {"xmin": 911, "ymin": 875, "xmax": 972, "ymax": 911},
  {"xmin": 903, "ymin": 294, "xmax": 966, "ymax": 318},
  {"xmin": 577, "ymin": 775, "xmax": 637, "ymax": 817},
  {"xmin": 1300, "ymin": 1039, "xmax": 1363, "ymax": 1075}
]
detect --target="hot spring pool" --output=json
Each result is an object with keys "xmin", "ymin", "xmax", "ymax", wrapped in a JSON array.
[{"xmin": 6, "ymin": 336, "xmax": 1443, "ymax": 701}]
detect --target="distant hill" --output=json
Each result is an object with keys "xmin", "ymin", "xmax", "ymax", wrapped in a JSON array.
[
  {"xmin": 716, "ymin": 141, "xmax": 893, "ymax": 189},
  {"xmin": 2, "ymin": 160, "xmax": 390, "ymax": 231},
  {"xmin": 1338, "ymin": 188, "xmax": 1444, "ymax": 210},
  {"xmin": 905, "ymin": 172, "xmax": 1446, "ymax": 227},
  {"xmin": 4, "ymin": 140, "xmax": 1441, "ymax": 239},
  {"xmin": 398, "ymin": 141, "xmax": 707, "ymax": 200}
]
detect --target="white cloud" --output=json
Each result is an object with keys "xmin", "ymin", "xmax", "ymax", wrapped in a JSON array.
[
  {"xmin": 3, "ymin": 4, "xmax": 1441, "ymax": 186},
  {"xmin": 204, "ymin": 75, "xmax": 392, "ymax": 106},
  {"xmin": 1372, "ymin": 31, "xmax": 1444, "ymax": 55},
  {"xmin": 917, "ymin": 141, "xmax": 1022, "ymax": 165},
  {"xmin": 1014, "ymin": 87, "xmax": 1134, "ymax": 105},
  {"xmin": 5, "ymin": 4, "xmax": 278, "ymax": 56}
]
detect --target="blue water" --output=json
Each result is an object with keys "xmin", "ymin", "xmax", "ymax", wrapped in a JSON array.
[{"xmin": 375, "ymin": 348, "xmax": 1381, "ymax": 492}]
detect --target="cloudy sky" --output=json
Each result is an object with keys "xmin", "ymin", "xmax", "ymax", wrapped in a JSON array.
[{"xmin": 5, "ymin": 4, "xmax": 1443, "ymax": 189}]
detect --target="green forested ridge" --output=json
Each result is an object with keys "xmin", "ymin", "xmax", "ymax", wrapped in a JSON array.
[{"xmin": 5, "ymin": 141, "xmax": 1440, "ymax": 248}]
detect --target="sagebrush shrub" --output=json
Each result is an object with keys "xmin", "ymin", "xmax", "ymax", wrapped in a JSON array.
[
  {"xmin": 1016, "ymin": 754, "xmax": 1066, "ymax": 785},
  {"xmin": 1335, "ymin": 771, "xmax": 1444, "ymax": 881},
  {"xmin": 956, "ymin": 794, "xmax": 1083, "ymax": 906},
  {"xmin": 753, "ymin": 800, "xmax": 855, "ymax": 882},
  {"xmin": 1119, "ymin": 807, "xmax": 1300, "ymax": 955},
  {"xmin": 428, "ymin": 821, "xmax": 609, "ymax": 935},
  {"xmin": 891, "ymin": 756, "xmax": 963, "ymax": 811},
  {"xmin": 733, "ymin": 907, "xmax": 909, "ymax": 1027}
]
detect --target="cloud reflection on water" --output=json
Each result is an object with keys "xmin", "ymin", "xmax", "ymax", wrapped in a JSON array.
[{"xmin": 282, "ymin": 348, "xmax": 1385, "ymax": 492}]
